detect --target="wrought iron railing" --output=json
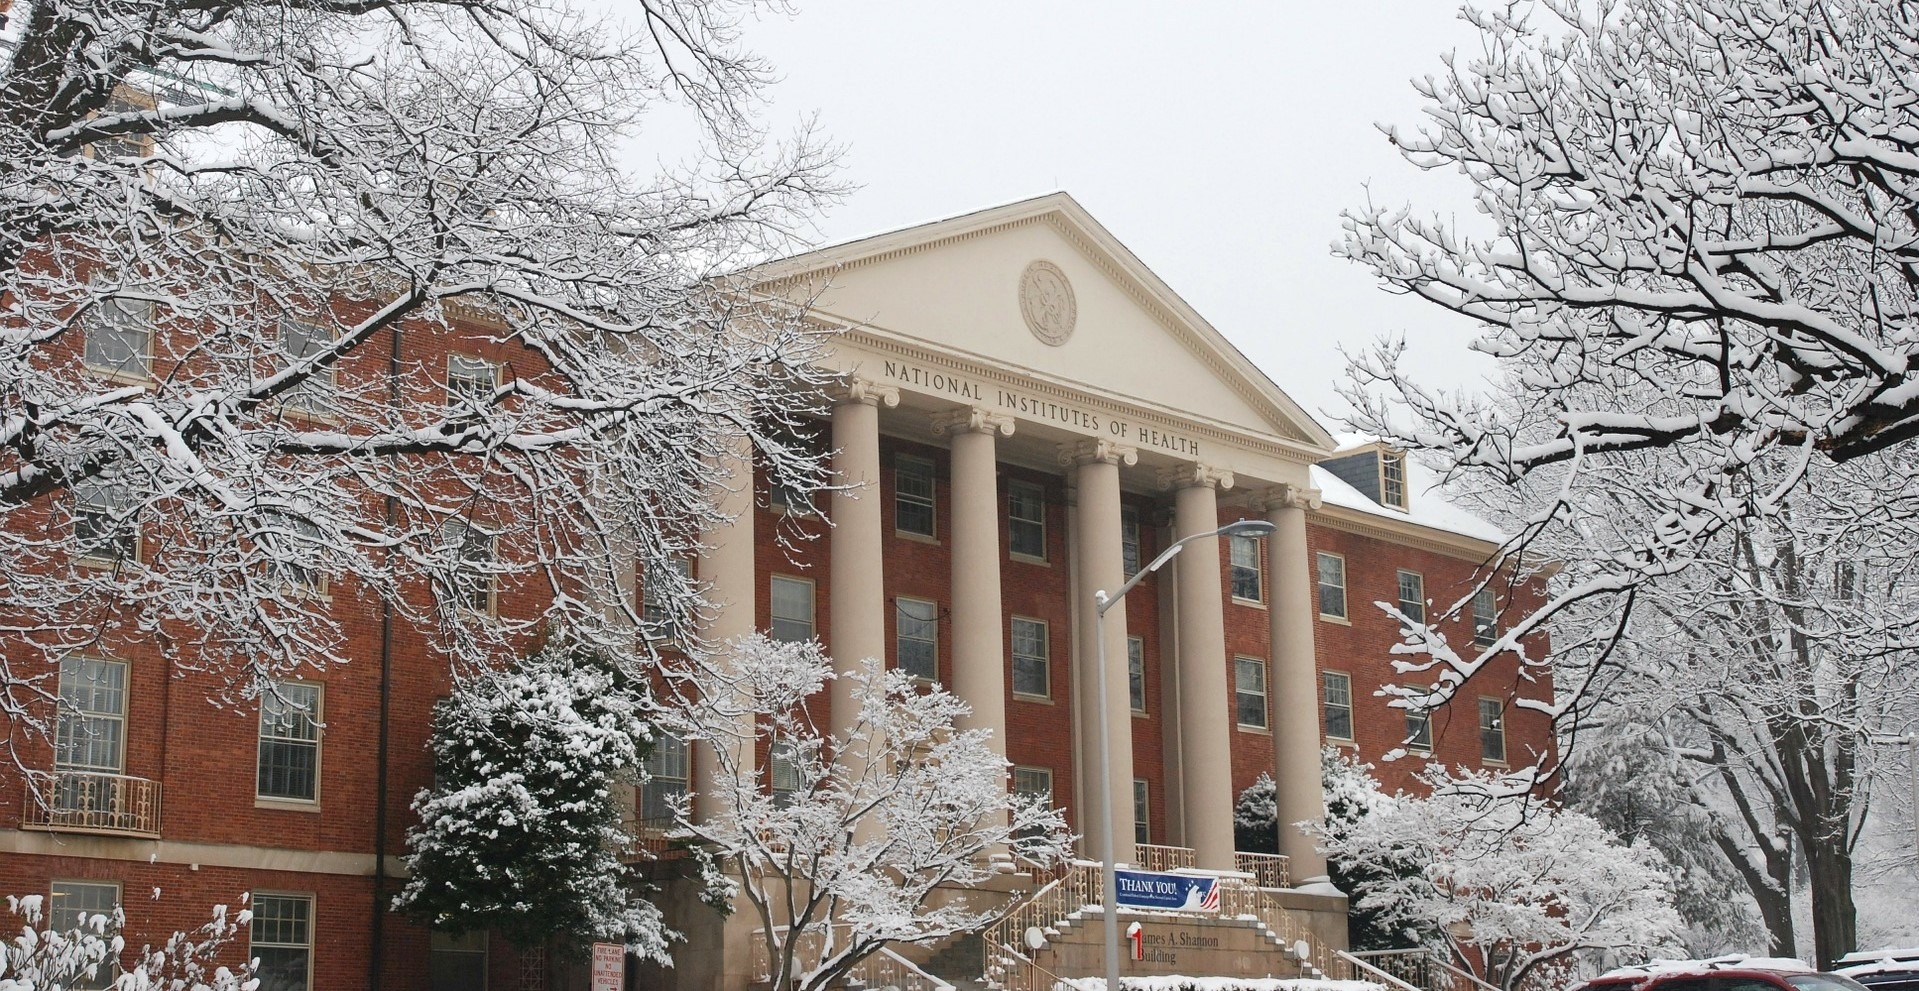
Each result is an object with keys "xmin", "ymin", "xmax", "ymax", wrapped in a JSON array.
[
  {"xmin": 22, "ymin": 770, "xmax": 161, "ymax": 838},
  {"xmin": 1133, "ymin": 843, "xmax": 1195, "ymax": 872},
  {"xmin": 1333, "ymin": 950, "xmax": 1427, "ymax": 991},
  {"xmin": 982, "ymin": 861, "xmax": 1100, "ymax": 990},
  {"xmin": 1234, "ymin": 850, "xmax": 1292, "ymax": 888},
  {"xmin": 1341, "ymin": 949, "xmax": 1500, "ymax": 991},
  {"xmin": 749, "ymin": 925, "xmax": 954, "ymax": 991}
]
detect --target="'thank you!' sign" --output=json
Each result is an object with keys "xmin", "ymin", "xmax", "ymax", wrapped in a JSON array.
[{"xmin": 1114, "ymin": 869, "xmax": 1221, "ymax": 912}]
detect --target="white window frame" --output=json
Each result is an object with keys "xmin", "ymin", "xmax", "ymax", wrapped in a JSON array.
[
  {"xmin": 1012, "ymin": 765, "xmax": 1053, "ymax": 802},
  {"xmin": 1472, "ymin": 586, "xmax": 1498, "ymax": 646},
  {"xmin": 1322, "ymin": 671, "xmax": 1355, "ymax": 743},
  {"xmin": 1132, "ymin": 779, "xmax": 1150, "ymax": 845},
  {"xmin": 50, "ymin": 880, "xmax": 122, "ymax": 989},
  {"xmin": 1120, "ymin": 506, "xmax": 1142, "ymax": 578},
  {"xmin": 1007, "ymin": 479, "xmax": 1047, "ymax": 561},
  {"xmin": 72, "ymin": 477, "xmax": 140, "ymax": 565},
  {"xmin": 249, "ymin": 892, "xmax": 315, "ymax": 991},
  {"xmin": 1405, "ymin": 708, "xmax": 1433, "ymax": 753},
  {"xmin": 1234, "ymin": 656, "xmax": 1269, "ymax": 729},
  {"xmin": 429, "ymin": 930, "xmax": 488, "ymax": 991},
  {"xmin": 1316, "ymin": 552, "xmax": 1347, "ymax": 621},
  {"xmin": 1229, "ymin": 534, "xmax": 1264, "ymax": 603},
  {"xmin": 895, "ymin": 596, "xmax": 939, "ymax": 682},
  {"xmin": 1010, "ymin": 616, "xmax": 1050, "ymax": 699},
  {"xmin": 642, "ymin": 556, "xmax": 692, "ymax": 643},
  {"xmin": 446, "ymin": 354, "xmax": 500, "ymax": 409},
  {"xmin": 1396, "ymin": 569, "xmax": 1425, "ymax": 628},
  {"xmin": 55, "ymin": 657, "xmax": 128, "ymax": 775},
  {"xmin": 257, "ymin": 681, "xmax": 322, "ymax": 805},
  {"xmin": 1379, "ymin": 450, "xmax": 1408, "ymax": 511},
  {"xmin": 894, "ymin": 453, "xmax": 936, "ymax": 538},
  {"xmin": 770, "ymin": 736, "xmax": 804, "ymax": 807},
  {"xmin": 82, "ymin": 291, "xmax": 154, "ymax": 381},
  {"xmin": 1479, "ymin": 697, "xmax": 1507, "ymax": 765},
  {"xmin": 277, "ymin": 316, "xmax": 338, "ymax": 420},
  {"xmin": 443, "ymin": 520, "xmax": 497, "ymax": 615},
  {"xmin": 641, "ymin": 732, "xmax": 688, "ymax": 825},
  {"xmin": 768, "ymin": 575, "xmax": 815, "ymax": 643},
  {"xmin": 1126, "ymin": 635, "xmax": 1146, "ymax": 714}
]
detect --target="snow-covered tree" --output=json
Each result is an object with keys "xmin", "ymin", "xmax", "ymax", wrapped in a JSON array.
[
  {"xmin": 1, "ymin": 892, "xmax": 254, "ymax": 990},
  {"xmin": 395, "ymin": 631, "xmax": 670, "ymax": 962},
  {"xmin": 0, "ymin": 0, "xmax": 837, "ymax": 763},
  {"xmin": 659, "ymin": 635, "xmax": 1074, "ymax": 991},
  {"xmin": 1315, "ymin": 749, "xmax": 1440, "ymax": 954},
  {"xmin": 1314, "ymin": 763, "xmax": 1685, "ymax": 991},
  {"xmin": 1235, "ymin": 773, "xmax": 1279, "ymax": 855}
]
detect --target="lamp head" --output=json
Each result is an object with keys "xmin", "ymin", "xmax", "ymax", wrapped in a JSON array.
[{"xmin": 1217, "ymin": 519, "xmax": 1277, "ymax": 538}]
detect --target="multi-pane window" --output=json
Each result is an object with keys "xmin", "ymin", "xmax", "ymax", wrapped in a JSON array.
[
  {"xmin": 278, "ymin": 317, "xmax": 337, "ymax": 417},
  {"xmin": 896, "ymin": 597, "xmax": 938, "ymax": 681},
  {"xmin": 1007, "ymin": 480, "xmax": 1046, "ymax": 559},
  {"xmin": 770, "ymin": 738, "xmax": 802, "ymax": 808},
  {"xmin": 263, "ymin": 511, "xmax": 325, "ymax": 592},
  {"xmin": 1132, "ymin": 779, "xmax": 1150, "ymax": 845},
  {"xmin": 640, "ymin": 733, "xmax": 687, "ymax": 823},
  {"xmin": 1405, "ymin": 709, "xmax": 1433, "ymax": 753},
  {"xmin": 895, "ymin": 454, "xmax": 935, "ymax": 537},
  {"xmin": 50, "ymin": 881, "xmax": 121, "ymax": 989},
  {"xmin": 1012, "ymin": 766, "xmax": 1053, "ymax": 848},
  {"xmin": 1316, "ymin": 552, "xmax": 1347, "ymax": 620},
  {"xmin": 1229, "ymin": 534, "xmax": 1263, "ymax": 602},
  {"xmin": 1234, "ymin": 657, "xmax": 1268, "ymax": 728},
  {"xmin": 769, "ymin": 576, "xmax": 814, "ymax": 642},
  {"xmin": 1472, "ymin": 586, "xmax": 1498, "ymax": 646},
  {"xmin": 1322, "ymin": 671, "xmax": 1354, "ymax": 742},
  {"xmin": 443, "ymin": 521, "xmax": 496, "ymax": 613},
  {"xmin": 56, "ymin": 658, "xmax": 127, "ymax": 774},
  {"xmin": 72, "ymin": 477, "xmax": 138, "ymax": 563},
  {"xmin": 1010, "ymin": 617, "xmax": 1049, "ymax": 698},
  {"xmin": 642, "ymin": 557, "xmax": 692, "ymax": 642},
  {"xmin": 429, "ymin": 930, "xmax": 487, "ymax": 991},
  {"xmin": 1127, "ymin": 636, "xmax": 1146, "ymax": 713},
  {"xmin": 83, "ymin": 293, "xmax": 153, "ymax": 379},
  {"xmin": 250, "ymin": 893, "xmax": 314, "ymax": 991},
  {"xmin": 1380, "ymin": 450, "xmax": 1408, "ymax": 510},
  {"xmin": 446, "ymin": 355, "xmax": 499, "ymax": 409},
  {"xmin": 258, "ymin": 682, "xmax": 321, "ymax": 802},
  {"xmin": 1396, "ymin": 570, "xmax": 1425, "ymax": 629},
  {"xmin": 1479, "ymin": 698, "xmax": 1507, "ymax": 764},
  {"xmin": 1120, "ymin": 506, "xmax": 1142, "ymax": 578}
]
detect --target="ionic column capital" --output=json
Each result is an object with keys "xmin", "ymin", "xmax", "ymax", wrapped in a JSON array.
[
  {"xmin": 1157, "ymin": 463, "xmax": 1235, "ymax": 492},
  {"xmin": 829, "ymin": 375, "xmax": 901, "ymax": 409},
  {"xmin": 931, "ymin": 407, "xmax": 1016, "ymax": 438},
  {"xmin": 1058, "ymin": 439, "xmax": 1137, "ymax": 468},
  {"xmin": 1251, "ymin": 483, "xmax": 1322, "ymax": 512}
]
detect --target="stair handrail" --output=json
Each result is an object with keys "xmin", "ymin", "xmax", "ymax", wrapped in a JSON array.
[
  {"xmin": 1336, "ymin": 950, "xmax": 1429, "ymax": 991},
  {"xmin": 982, "ymin": 938, "xmax": 1069, "ymax": 991},
  {"xmin": 1346, "ymin": 948, "xmax": 1502, "ymax": 991},
  {"xmin": 852, "ymin": 945, "xmax": 956, "ymax": 991}
]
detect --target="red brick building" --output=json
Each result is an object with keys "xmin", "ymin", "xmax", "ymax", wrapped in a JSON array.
[{"xmin": 1, "ymin": 193, "xmax": 1549, "ymax": 990}]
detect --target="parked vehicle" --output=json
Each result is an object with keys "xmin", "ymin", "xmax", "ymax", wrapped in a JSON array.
[
  {"xmin": 1573, "ymin": 956, "xmax": 1873, "ymax": 991},
  {"xmin": 1836, "ymin": 948, "xmax": 1919, "ymax": 991}
]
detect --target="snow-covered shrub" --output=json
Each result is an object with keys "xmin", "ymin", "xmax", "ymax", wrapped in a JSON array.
[
  {"xmin": 0, "ymin": 893, "xmax": 254, "ymax": 990},
  {"xmin": 1235, "ymin": 773, "xmax": 1279, "ymax": 855},
  {"xmin": 395, "ymin": 631, "xmax": 669, "ymax": 962}
]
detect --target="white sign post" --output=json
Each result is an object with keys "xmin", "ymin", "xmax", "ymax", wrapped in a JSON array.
[{"xmin": 590, "ymin": 942, "xmax": 624, "ymax": 991}]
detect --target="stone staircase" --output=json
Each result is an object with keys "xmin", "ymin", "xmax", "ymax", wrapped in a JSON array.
[{"xmin": 922, "ymin": 932, "xmax": 990, "ymax": 991}]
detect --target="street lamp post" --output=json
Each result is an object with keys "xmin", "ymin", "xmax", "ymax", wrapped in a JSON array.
[{"xmin": 1092, "ymin": 517, "xmax": 1277, "ymax": 991}]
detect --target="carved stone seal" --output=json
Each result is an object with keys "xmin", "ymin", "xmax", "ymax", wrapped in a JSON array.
[{"xmin": 1019, "ymin": 260, "xmax": 1076, "ymax": 346}]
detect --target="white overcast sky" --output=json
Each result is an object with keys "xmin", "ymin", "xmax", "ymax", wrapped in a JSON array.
[{"xmin": 724, "ymin": 1, "xmax": 1500, "ymax": 430}]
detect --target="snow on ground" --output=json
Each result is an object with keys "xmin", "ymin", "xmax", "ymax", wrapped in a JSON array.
[{"xmin": 1056, "ymin": 979, "xmax": 1384, "ymax": 991}]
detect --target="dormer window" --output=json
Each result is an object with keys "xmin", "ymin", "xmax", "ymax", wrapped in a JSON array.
[{"xmin": 1379, "ymin": 450, "xmax": 1408, "ymax": 511}]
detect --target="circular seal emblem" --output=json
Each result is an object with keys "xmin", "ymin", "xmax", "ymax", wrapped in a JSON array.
[{"xmin": 1019, "ymin": 260, "xmax": 1076, "ymax": 346}]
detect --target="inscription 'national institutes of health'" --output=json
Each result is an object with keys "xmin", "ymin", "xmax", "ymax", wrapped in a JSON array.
[{"xmin": 880, "ymin": 358, "xmax": 1202, "ymax": 458}]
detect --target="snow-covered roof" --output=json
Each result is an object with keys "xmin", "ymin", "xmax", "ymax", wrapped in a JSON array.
[
  {"xmin": 1596, "ymin": 956, "xmax": 1817, "ymax": 980},
  {"xmin": 1310, "ymin": 435, "xmax": 1509, "ymax": 547},
  {"xmin": 1840, "ymin": 950, "xmax": 1919, "ymax": 967}
]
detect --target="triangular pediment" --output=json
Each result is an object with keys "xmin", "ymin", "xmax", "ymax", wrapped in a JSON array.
[{"xmin": 751, "ymin": 193, "xmax": 1335, "ymax": 453}]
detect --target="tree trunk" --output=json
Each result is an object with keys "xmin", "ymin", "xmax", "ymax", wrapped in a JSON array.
[{"xmin": 1804, "ymin": 832, "xmax": 1859, "ymax": 969}]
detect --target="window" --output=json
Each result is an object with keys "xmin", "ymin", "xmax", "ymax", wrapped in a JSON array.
[
  {"xmin": 263, "ymin": 511, "xmax": 325, "ymax": 592},
  {"xmin": 278, "ymin": 317, "xmax": 337, "ymax": 417},
  {"xmin": 1472, "ymin": 586, "xmax": 1498, "ymax": 646},
  {"xmin": 1121, "ymin": 506, "xmax": 1142, "ymax": 578},
  {"xmin": 56, "ymin": 658, "xmax": 127, "ymax": 775},
  {"xmin": 1229, "ymin": 534, "xmax": 1263, "ymax": 602},
  {"xmin": 1380, "ymin": 450, "xmax": 1408, "ymax": 510},
  {"xmin": 1012, "ymin": 766, "xmax": 1053, "ymax": 849},
  {"xmin": 1323, "ymin": 672, "xmax": 1354, "ymax": 742},
  {"xmin": 770, "ymin": 737, "xmax": 802, "ymax": 807},
  {"xmin": 769, "ymin": 576, "xmax": 814, "ymax": 642},
  {"xmin": 1479, "ymin": 698, "xmax": 1506, "ymax": 764},
  {"xmin": 1007, "ymin": 480, "xmax": 1046, "ymax": 559},
  {"xmin": 1234, "ymin": 657, "xmax": 1268, "ymax": 728},
  {"xmin": 72, "ymin": 477, "xmax": 138, "ymax": 564},
  {"xmin": 429, "ymin": 930, "xmax": 487, "ymax": 991},
  {"xmin": 49, "ymin": 881, "xmax": 120, "ymax": 989},
  {"xmin": 83, "ymin": 293, "xmax": 153, "ymax": 379},
  {"xmin": 1316, "ymin": 552, "xmax": 1347, "ymax": 620},
  {"xmin": 895, "ymin": 454, "xmax": 935, "ymax": 537},
  {"xmin": 446, "ymin": 355, "xmax": 499, "ymax": 409},
  {"xmin": 258, "ymin": 682, "xmax": 321, "ymax": 802},
  {"xmin": 1132, "ymin": 779, "xmax": 1150, "ymax": 845},
  {"xmin": 642, "ymin": 557, "xmax": 692, "ymax": 642},
  {"xmin": 640, "ymin": 733, "xmax": 687, "ymax": 823},
  {"xmin": 896, "ymin": 597, "xmax": 938, "ymax": 681},
  {"xmin": 1396, "ymin": 570, "xmax": 1425, "ymax": 629},
  {"xmin": 250, "ymin": 893, "xmax": 313, "ymax": 991},
  {"xmin": 1126, "ymin": 636, "xmax": 1146, "ymax": 713},
  {"xmin": 1405, "ymin": 709, "xmax": 1433, "ymax": 753},
  {"xmin": 1010, "ymin": 617, "xmax": 1049, "ymax": 698},
  {"xmin": 443, "ymin": 521, "xmax": 496, "ymax": 613}
]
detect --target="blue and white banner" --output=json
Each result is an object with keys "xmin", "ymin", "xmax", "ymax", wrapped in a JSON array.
[{"xmin": 1113, "ymin": 869, "xmax": 1221, "ymax": 912}]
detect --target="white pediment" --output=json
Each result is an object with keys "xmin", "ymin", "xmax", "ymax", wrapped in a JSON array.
[{"xmin": 754, "ymin": 194, "xmax": 1334, "ymax": 452}]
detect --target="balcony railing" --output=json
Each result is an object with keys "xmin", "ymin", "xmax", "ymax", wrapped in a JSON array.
[
  {"xmin": 22, "ymin": 770, "xmax": 161, "ymax": 838},
  {"xmin": 1235, "ymin": 850, "xmax": 1292, "ymax": 888},
  {"xmin": 1134, "ymin": 842, "xmax": 1196, "ymax": 872}
]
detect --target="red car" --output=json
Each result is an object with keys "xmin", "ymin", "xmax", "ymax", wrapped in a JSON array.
[{"xmin": 1574, "ymin": 959, "xmax": 1874, "ymax": 991}]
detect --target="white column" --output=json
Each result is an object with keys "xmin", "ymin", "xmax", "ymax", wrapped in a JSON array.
[
  {"xmin": 1262, "ymin": 484, "xmax": 1331, "ymax": 883},
  {"xmin": 694, "ymin": 431, "xmax": 756, "ymax": 825},
  {"xmin": 1065, "ymin": 439, "xmax": 1138, "ymax": 866},
  {"xmin": 932, "ymin": 408, "xmax": 1016, "ymax": 762},
  {"xmin": 1163, "ymin": 463, "xmax": 1238, "ymax": 870},
  {"xmin": 829, "ymin": 378, "xmax": 898, "ymax": 746}
]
